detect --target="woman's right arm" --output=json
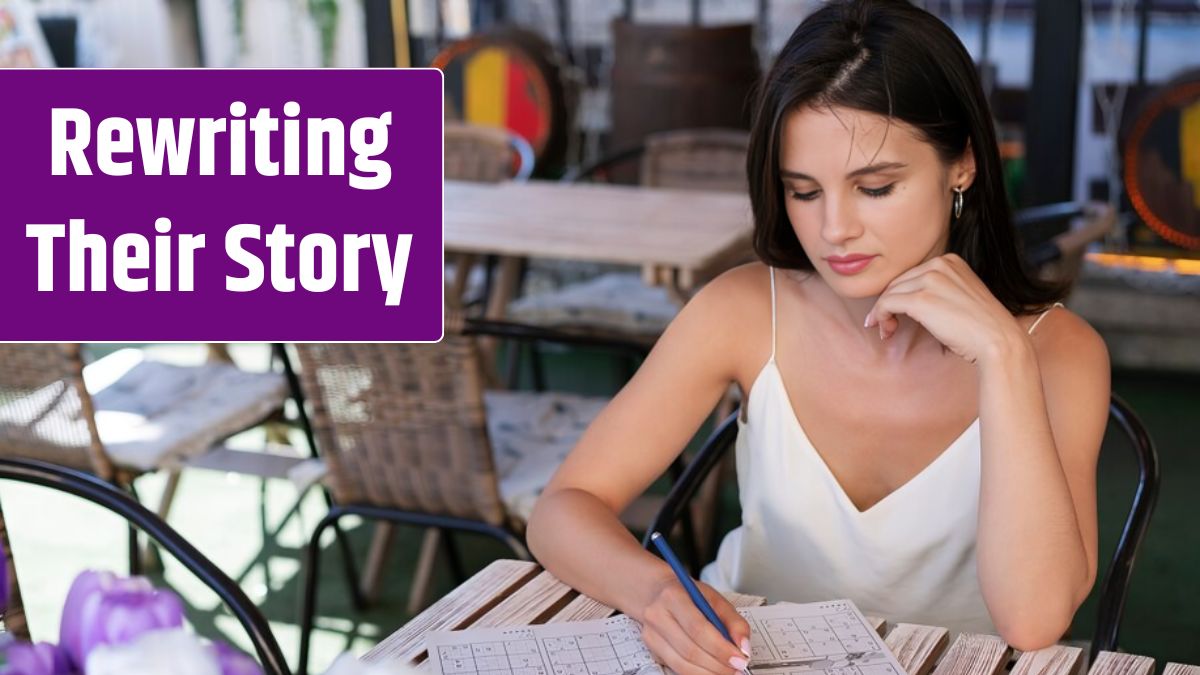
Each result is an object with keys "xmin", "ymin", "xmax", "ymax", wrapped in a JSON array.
[{"xmin": 526, "ymin": 265, "xmax": 767, "ymax": 675}]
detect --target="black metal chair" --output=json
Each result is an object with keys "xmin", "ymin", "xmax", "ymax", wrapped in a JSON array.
[
  {"xmin": 642, "ymin": 394, "xmax": 1160, "ymax": 664},
  {"xmin": 0, "ymin": 457, "xmax": 291, "ymax": 675}
]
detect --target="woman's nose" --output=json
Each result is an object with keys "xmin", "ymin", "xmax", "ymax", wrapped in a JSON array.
[{"xmin": 820, "ymin": 197, "xmax": 862, "ymax": 245}]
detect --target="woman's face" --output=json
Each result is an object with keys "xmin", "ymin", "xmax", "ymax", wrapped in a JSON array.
[{"xmin": 779, "ymin": 104, "xmax": 973, "ymax": 298}]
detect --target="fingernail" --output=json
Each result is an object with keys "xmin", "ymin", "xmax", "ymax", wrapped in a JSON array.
[
  {"xmin": 730, "ymin": 656, "xmax": 749, "ymax": 670},
  {"xmin": 740, "ymin": 638, "xmax": 752, "ymax": 657},
  {"xmin": 879, "ymin": 326, "xmax": 885, "ymax": 340},
  {"xmin": 863, "ymin": 314, "xmax": 872, "ymax": 329}
]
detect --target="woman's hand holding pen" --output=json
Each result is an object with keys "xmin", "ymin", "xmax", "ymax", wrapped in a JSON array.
[
  {"xmin": 864, "ymin": 253, "xmax": 1029, "ymax": 367},
  {"xmin": 636, "ymin": 573, "xmax": 752, "ymax": 675}
]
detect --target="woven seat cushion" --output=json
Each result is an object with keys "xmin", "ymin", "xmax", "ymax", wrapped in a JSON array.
[
  {"xmin": 0, "ymin": 350, "xmax": 288, "ymax": 472},
  {"xmin": 507, "ymin": 272, "xmax": 679, "ymax": 336},
  {"xmin": 84, "ymin": 350, "xmax": 289, "ymax": 471},
  {"xmin": 483, "ymin": 389, "xmax": 608, "ymax": 523}
]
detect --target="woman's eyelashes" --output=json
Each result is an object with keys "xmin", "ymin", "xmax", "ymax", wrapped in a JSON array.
[
  {"xmin": 786, "ymin": 183, "xmax": 897, "ymax": 201},
  {"xmin": 859, "ymin": 183, "xmax": 896, "ymax": 198}
]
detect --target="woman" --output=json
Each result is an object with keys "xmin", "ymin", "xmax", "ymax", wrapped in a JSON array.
[{"xmin": 526, "ymin": 1, "xmax": 1109, "ymax": 672}]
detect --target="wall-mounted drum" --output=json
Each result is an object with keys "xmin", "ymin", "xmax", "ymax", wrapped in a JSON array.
[
  {"xmin": 1123, "ymin": 69, "xmax": 1200, "ymax": 251},
  {"xmin": 433, "ymin": 27, "xmax": 575, "ymax": 176}
]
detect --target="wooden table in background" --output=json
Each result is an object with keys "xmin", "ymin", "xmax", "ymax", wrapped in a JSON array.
[
  {"xmin": 363, "ymin": 560, "xmax": 1199, "ymax": 675},
  {"xmin": 444, "ymin": 180, "xmax": 754, "ymax": 316}
]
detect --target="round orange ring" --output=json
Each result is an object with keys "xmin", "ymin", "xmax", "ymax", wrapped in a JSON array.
[{"xmin": 1123, "ymin": 80, "xmax": 1200, "ymax": 250}]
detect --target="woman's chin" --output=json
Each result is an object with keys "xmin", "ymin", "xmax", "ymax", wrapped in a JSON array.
[{"xmin": 817, "ymin": 270, "xmax": 889, "ymax": 298}]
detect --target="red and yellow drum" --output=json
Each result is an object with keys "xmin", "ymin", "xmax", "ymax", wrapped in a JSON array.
[{"xmin": 432, "ymin": 27, "xmax": 573, "ymax": 176}]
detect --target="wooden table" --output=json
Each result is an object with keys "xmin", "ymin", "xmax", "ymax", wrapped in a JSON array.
[
  {"xmin": 444, "ymin": 180, "xmax": 754, "ymax": 315},
  {"xmin": 363, "ymin": 560, "xmax": 1199, "ymax": 675}
]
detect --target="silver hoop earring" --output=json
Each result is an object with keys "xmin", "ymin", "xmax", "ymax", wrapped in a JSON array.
[{"xmin": 953, "ymin": 187, "xmax": 964, "ymax": 220}]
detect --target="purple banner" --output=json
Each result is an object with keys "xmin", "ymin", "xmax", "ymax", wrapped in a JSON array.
[{"xmin": 0, "ymin": 69, "xmax": 443, "ymax": 341}]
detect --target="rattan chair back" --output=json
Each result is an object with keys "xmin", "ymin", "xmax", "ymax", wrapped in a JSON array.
[
  {"xmin": 639, "ymin": 128, "xmax": 750, "ymax": 193},
  {"xmin": 0, "ymin": 345, "xmax": 111, "ymax": 480},
  {"xmin": 445, "ymin": 121, "xmax": 532, "ymax": 183},
  {"xmin": 293, "ymin": 317, "xmax": 507, "ymax": 525}
]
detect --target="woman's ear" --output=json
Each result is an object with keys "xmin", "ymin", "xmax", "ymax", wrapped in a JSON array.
[{"xmin": 952, "ymin": 141, "xmax": 977, "ymax": 191}]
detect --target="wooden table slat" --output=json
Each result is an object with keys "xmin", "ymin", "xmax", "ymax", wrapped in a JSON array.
[
  {"xmin": 366, "ymin": 559, "xmax": 1200, "ymax": 675},
  {"xmin": 883, "ymin": 623, "xmax": 950, "ymax": 675},
  {"xmin": 546, "ymin": 594, "xmax": 617, "ymax": 623},
  {"xmin": 361, "ymin": 560, "xmax": 539, "ymax": 664},
  {"xmin": 1089, "ymin": 652, "xmax": 1155, "ymax": 675},
  {"xmin": 1011, "ymin": 645, "xmax": 1084, "ymax": 675},
  {"xmin": 472, "ymin": 570, "xmax": 579, "ymax": 628},
  {"xmin": 445, "ymin": 180, "xmax": 752, "ymax": 272},
  {"xmin": 930, "ymin": 633, "xmax": 1011, "ymax": 675}
]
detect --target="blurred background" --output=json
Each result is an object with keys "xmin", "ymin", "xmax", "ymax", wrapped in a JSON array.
[{"xmin": 2, "ymin": 1, "xmax": 1199, "ymax": 673}]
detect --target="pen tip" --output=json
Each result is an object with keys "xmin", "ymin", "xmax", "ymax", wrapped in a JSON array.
[{"xmin": 650, "ymin": 531, "xmax": 662, "ymax": 540}]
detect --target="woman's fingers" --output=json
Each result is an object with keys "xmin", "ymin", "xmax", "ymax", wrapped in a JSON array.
[
  {"xmin": 698, "ymin": 585, "xmax": 753, "ymax": 658},
  {"xmin": 642, "ymin": 624, "xmax": 719, "ymax": 675},
  {"xmin": 866, "ymin": 289, "xmax": 924, "ymax": 340},
  {"xmin": 642, "ymin": 588, "xmax": 745, "ymax": 675}
]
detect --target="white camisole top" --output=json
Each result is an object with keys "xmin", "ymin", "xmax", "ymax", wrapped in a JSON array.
[{"xmin": 700, "ymin": 267, "xmax": 1061, "ymax": 634}]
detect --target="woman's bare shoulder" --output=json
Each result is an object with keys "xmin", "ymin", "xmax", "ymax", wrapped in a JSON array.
[
  {"xmin": 694, "ymin": 261, "xmax": 773, "ymax": 305},
  {"xmin": 1026, "ymin": 305, "xmax": 1111, "ymax": 432},
  {"xmin": 659, "ymin": 262, "xmax": 775, "ymax": 379},
  {"xmin": 1027, "ymin": 305, "xmax": 1109, "ymax": 374}
]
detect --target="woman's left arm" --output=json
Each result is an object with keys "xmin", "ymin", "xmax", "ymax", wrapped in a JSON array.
[{"xmin": 866, "ymin": 253, "xmax": 1110, "ymax": 651}]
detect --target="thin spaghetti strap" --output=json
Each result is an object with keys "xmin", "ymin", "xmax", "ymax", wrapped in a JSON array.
[
  {"xmin": 769, "ymin": 267, "xmax": 778, "ymax": 361},
  {"xmin": 1027, "ymin": 301, "xmax": 1066, "ymax": 335}
]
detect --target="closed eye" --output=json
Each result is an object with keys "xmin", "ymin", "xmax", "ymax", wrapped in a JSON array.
[
  {"xmin": 788, "ymin": 189, "xmax": 820, "ymax": 202},
  {"xmin": 860, "ymin": 183, "xmax": 896, "ymax": 198}
]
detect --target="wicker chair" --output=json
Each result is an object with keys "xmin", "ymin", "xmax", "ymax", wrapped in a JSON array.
[
  {"xmin": 293, "ymin": 312, "xmax": 664, "ymax": 675},
  {"xmin": 342, "ymin": 121, "xmax": 538, "ymax": 606},
  {"xmin": 0, "ymin": 344, "xmax": 309, "ymax": 573}
]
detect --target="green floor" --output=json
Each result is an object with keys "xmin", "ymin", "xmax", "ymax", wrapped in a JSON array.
[{"xmin": 1, "ymin": 345, "xmax": 1197, "ymax": 673}]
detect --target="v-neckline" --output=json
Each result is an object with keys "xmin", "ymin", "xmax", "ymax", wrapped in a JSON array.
[{"xmin": 743, "ymin": 359, "xmax": 980, "ymax": 518}]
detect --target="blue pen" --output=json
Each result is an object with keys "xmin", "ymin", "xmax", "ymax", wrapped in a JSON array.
[{"xmin": 649, "ymin": 531, "xmax": 750, "ymax": 672}]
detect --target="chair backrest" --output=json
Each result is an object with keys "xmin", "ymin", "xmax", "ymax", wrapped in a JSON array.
[
  {"xmin": 639, "ymin": 128, "xmax": 750, "ymax": 193},
  {"xmin": 1090, "ymin": 394, "xmax": 1160, "ymax": 661},
  {"xmin": 0, "ymin": 344, "xmax": 113, "ymax": 480},
  {"xmin": 445, "ymin": 121, "xmax": 535, "ymax": 183},
  {"xmin": 0, "ymin": 457, "xmax": 290, "ymax": 675},
  {"xmin": 292, "ymin": 321, "xmax": 508, "ymax": 526},
  {"xmin": 645, "ymin": 394, "xmax": 1161, "ymax": 658}
]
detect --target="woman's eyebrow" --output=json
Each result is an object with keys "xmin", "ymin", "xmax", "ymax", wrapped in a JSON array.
[{"xmin": 780, "ymin": 161, "xmax": 908, "ymax": 181}]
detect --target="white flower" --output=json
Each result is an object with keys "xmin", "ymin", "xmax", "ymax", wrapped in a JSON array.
[
  {"xmin": 323, "ymin": 653, "xmax": 423, "ymax": 675},
  {"xmin": 85, "ymin": 627, "xmax": 222, "ymax": 675}
]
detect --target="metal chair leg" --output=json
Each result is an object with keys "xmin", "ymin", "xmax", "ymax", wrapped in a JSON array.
[
  {"xmin": 298, "ymin": 509, "xmax": 347, "ymax": 675},
  {"xmin": 441, "ymin": 529, "xmax": 467, "ymax": 583},
  {"xmin": 124, "ymin": 481, "xmax": 143, "ymax": 576},
  {"xmin": 530, "ymin": 343, "xmax": 547, "ymax": 392}
]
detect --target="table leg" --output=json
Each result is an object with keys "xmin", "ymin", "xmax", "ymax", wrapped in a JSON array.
[{"xmin": 477, "ymin": 257, "xmax": 524, "ymax": 388}]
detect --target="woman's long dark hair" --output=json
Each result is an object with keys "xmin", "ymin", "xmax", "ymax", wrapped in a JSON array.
[{"xmin": 748, "ymin": 0, "xmax": 1064, "ymax": 314}]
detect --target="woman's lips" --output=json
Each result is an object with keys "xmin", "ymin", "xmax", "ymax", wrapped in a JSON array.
[{"xmin": 824, "ymin": 255, "xmax": 877, "ymax": 275}]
